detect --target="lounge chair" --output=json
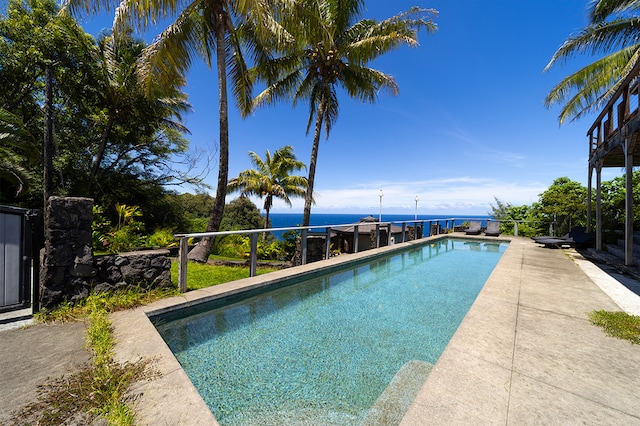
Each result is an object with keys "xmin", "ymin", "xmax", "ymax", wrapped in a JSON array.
[
  {"xmin": 465, "ymin": 221, "xmax": 482, "ymax": 235},
  {"xmin": 485, "ymin": 221, "xmax": 500, "ymax": 237},
  {"xmin": 532, "ymin": 232, "xmax": 569, "ymax": 242},
  {"xmin": 533, "ymin": 227, "xmax": 593, "ymax": 248}
]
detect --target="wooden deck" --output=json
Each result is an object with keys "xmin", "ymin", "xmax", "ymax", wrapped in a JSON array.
[
  {"xmin": 588, "ymin": 62, "xmax": 640, "ymax": 168},
  {"xmin": 587, "ymin": 60, "xmax": 640, "ymax": 265}
]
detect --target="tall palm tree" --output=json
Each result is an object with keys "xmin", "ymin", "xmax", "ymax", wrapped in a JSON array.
[
  {"xmin": 62, "ymin": 0, "xmax": 287, "ymax": 262},
  {"xmin": 545, "ymin": 0, "xmax": 640, "ymax": 123},
  {"xmin": 0, "ymin": 109, "xmax": 38, "ymax": 198},
  {"xmin": 228, "ymin": 145, "xmax": 308, "ymax": 239},
  {"xmin": 252, "ymin": 0, "xmax": 437, "ymax": 227}
]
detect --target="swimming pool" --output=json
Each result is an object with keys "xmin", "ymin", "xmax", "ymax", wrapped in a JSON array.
[{"xmin": 154, "ymin": 238, "xmax": 508, "ymax": 425}]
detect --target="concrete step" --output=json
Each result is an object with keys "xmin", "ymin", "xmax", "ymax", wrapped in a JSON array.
[
  {"xmin": 615, "ymin": 239, "xmax": 640, "ymax": 256},
  {"xmin": 605, "ymin": 243, "xmax": 640, "ymax": 267}
]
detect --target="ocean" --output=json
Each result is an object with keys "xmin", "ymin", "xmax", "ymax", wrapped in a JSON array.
[{"xmin": 267, "ymin": 213, "xmax": 492, "ymax": 238}]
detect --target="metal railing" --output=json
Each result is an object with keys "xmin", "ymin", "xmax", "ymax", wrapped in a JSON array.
[
  {"xmin": 174, "ymin": 218, "xmax": 520, "ymax": 292},
  {"xmin": 173, "ymin": 218, "xmax": 565, "ymax": 292}
]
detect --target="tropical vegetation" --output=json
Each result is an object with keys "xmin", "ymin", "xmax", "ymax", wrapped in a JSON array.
[
  {"xmin": 228, "ymin": 145, "xmax": 308, "ymax": 238},
  {"xmin": 62, "ymin": 0, "xmax": 290, "ymax": 263},
  {"xmin": 490, "ymin": 173, "xmax": 640, "ymax": 239},
  {"xmin": 0, "ymin": 0, "xmax": 198, "ymax": 232},
  {"xmin": 251, "ymin": 0, "xmax": 438, "ymax": 227},
  {"xmin": 545, "ymin": 0, "xmax": 640, "ymax": 123}
]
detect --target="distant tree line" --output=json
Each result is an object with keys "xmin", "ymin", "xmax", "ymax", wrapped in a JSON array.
[{"xmin": 490, "ymin": 174, "xmax": 640, "ymax": 240}]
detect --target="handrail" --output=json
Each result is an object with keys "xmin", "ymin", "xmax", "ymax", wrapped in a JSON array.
[
  {"xmin": 174, "ymin": 218, "xmax": 553, "ymax": 292},
  {"xmin": 587, "ymin": 60, "xmax": 640, "ymax": 154},
  {"xmin": 588, "ymin": 60, "xmax": 640, "ymax": 134}
]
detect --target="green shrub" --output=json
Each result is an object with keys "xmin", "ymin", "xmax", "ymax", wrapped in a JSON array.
[
  {"xmin": 146, "ymin": 228, "xmax": 178, "ymax": 248},
  {"xmin": 257, "ymin": 240, "xmax": 288, "ymax": 261},
  {"xmin": 213, "ymin": 234, "xmax": 250, "ymax": 258}
]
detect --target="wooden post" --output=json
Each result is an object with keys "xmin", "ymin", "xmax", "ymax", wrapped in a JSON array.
[
  {"xmin": 596, "ymin": 161, "xmax": 603, "ymax": 251},
  {"xmin": 625, "ymin": 139, "xmax": 634, "ymax": 266},
  {"xmin": 587, "ymin": 164, "xmax": 593, "ymax": 231}
]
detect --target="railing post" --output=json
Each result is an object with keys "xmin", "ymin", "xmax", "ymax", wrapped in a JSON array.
[
  {"xmin": 249, "ymin": 233, "xmax": 258, "ymax": 277},
  {"xmin": 401, "ymin": 222, "xmax": 406, "ymax": 243},
  {"xmin": 325, "ymin": 227, "xmax": 331, "ymax": 259},
  {"xmin": 301, "ymin": 228, "xmax": 308, "ymax": 265},
  {"xmin": 376, "ymin": 224, "xmax": 380, "ymax": 248},
  {"xmin": 354, "ymin": 225, "xmax": 359, "ymax": 253},
  {"xmin": 178, "ymin": 237, "xmax": 188, "ymax": 293},
  {"xmin": 387, "ymin": 223, "xmax": 392, "ymax": 245}
]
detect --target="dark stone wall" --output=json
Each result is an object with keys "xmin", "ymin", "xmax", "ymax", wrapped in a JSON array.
[
  {"xmin": 40, "ymin": 197, "xmax": 95, "ymax": 308},
  {"xmin": 92, "ymin": 250, "xmax": 172, "ymax": 293},
  {"xmin": 39, "ymin": 197, "xmax": 172, "ymax": 310}
]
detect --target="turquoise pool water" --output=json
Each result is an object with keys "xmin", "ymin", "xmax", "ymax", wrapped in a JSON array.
[{"xmin": 154, "ymin": 238, "xmax": 508, "ymax": 425}]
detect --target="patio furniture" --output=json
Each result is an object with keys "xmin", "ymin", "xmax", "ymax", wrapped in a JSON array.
[
  {"xmin": 465, "ymin": 221, "xmax": 482, "ymax": 235},
  {"xmin": 485, "ymin": 221, "xmax": 500, "ymax": 237}
]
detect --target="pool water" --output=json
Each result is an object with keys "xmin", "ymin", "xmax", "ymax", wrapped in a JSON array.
[{"xmin": 155, "ymin": 238, "xmax": 507, "ymax": 425}]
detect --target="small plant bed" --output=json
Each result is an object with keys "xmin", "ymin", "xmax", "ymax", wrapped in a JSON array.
[
  {"xmin": 11, "ymin": 298, "xmax": 157, "ymax": 426},
  {"xmin": 588, "ymin": 310, "xmax": 640, "ymax": 345}
]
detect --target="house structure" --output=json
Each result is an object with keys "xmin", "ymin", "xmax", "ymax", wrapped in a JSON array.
[{"xmin": 587, "ymin": 60, "xmax": 640, "ymax": 266}]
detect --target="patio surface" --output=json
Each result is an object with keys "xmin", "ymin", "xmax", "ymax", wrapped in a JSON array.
[{"xmin": 2, "ymin": 234, "xmax": 640, "ymax": 424}]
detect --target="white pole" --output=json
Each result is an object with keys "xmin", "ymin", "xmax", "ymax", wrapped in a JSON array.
[
  {"xmin": 379, "ymin": 190, "xmax": 383, "ymax": 222},
  {"xmin": 415, "ymin": 195, "xmax": 419, "ymax": 221}
]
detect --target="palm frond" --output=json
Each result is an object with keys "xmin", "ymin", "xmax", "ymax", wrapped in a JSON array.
[
  {"xmin": 546, "ymin": 18, "xmax": 640, "ymax": 70},
  {"xmin": 136, "ymin": 4, "xmax": 210, "ymax": 96},
  {"xmin": 545, "ymin": 46, "xmax": 640, "ymax": 123},
  {"xmin": 589, "ymin": 0, "xmax": 640, "ymax": 22}
]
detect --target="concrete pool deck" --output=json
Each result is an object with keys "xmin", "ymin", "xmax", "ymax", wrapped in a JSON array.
[
  {"xmin": 2, "ymin": 234, "xmax": 640, "ymax": 424},
  {"xmin": 112, "ymin": 234, "xmax": 640, "ymax": 425}
]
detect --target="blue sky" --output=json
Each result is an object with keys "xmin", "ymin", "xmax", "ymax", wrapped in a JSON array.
[{"xmin": 73, "ymin": 1, "xmax": 620, "ymax": 215}]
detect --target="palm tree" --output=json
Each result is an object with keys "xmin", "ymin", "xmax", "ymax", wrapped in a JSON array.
[
  {"xmin": 0, "ymin": 109, "xmax": 38, "ymax": 198},
  {"xmin": 545, "ymin": 0, "xmax": 640, "ymax": 124},
  {"xmin": 228, "ymin": 145, "xmax": 308, "ymax": 239},
  {"xmin": 252, "ymin": 0, "xmax": 437, "ymax": 227},
  {"xmin": 62, "ymin": 0, "xmax": 287, "ymax": 262}
]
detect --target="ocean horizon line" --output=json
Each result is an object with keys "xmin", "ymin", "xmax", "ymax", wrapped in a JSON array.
[{"xmin": 266, "ymin": 212, "xmax": 493, "ymax": 229}]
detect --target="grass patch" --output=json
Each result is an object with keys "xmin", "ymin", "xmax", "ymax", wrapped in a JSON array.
[
  {"xmin": 10, "ymin": 301, "xmax": 156, "ymax": 426},
  {"xmin": 34, "ymin": 286, "xmax": 180, "ymax": 323},
  {"xmin": 588, "ymin": 310, "xmax": 640, "ymax": 345},
  {"xmin": 18, "ymin": 258, "xmax": 280, "ymax": 424},
  {"xmin": 170, "ymin": 260, "xmax": 279, "ymax": 291}
]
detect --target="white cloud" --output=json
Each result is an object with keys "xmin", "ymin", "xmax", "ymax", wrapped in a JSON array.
[{"xmin": 265, "ymin": 176, "xmax": 546, "ymax": 215}]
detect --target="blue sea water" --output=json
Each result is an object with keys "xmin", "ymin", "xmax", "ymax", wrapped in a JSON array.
[{"xmin": 267, "ymin": 213, "xmax": 492, "ymax": 237}]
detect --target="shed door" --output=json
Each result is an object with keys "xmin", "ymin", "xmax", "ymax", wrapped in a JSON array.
[{"xmin": 0, "ymin": 210, "xmax": 22, "ymax": 307}]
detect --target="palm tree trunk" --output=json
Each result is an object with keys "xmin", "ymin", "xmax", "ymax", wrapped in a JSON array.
[
  {"xmin": 43, "ymin": 67, "xmax": 54, "ymax": 211},
  {"xmin": 263, "ymin": 205, "xmax": 270, "ymax": 242},
  {"xmin": 89, "ymin": 114, "xmax": 115, "ymax": 194},
  {"xmin": 188, "ymin": 9, "xmax": 229, "ymax": 263},
  {"xmin": 302, "ymin": 96, "xmax": 325, "ymax": 227}
]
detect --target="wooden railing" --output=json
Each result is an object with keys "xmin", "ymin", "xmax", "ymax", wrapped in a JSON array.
[{"xmin": 587, "ymin": 61, "xmax": 640, "ymax": 156}]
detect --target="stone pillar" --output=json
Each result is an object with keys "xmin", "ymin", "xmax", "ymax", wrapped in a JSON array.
[{"xmin": 40, "ymin": 197, "xmax": 95, "ymax": 309}]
